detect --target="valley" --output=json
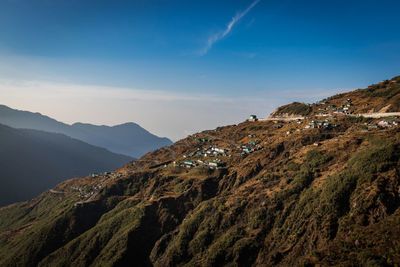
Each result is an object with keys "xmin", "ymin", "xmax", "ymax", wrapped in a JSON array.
[{"xmin": 1, "ymin": 76, "xmax": 400, "ymax": 266}]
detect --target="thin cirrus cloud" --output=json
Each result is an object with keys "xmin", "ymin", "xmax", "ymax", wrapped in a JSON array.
[{"xmin": 199, "ymin": 0, "xmax": 260, "ymax": 56}]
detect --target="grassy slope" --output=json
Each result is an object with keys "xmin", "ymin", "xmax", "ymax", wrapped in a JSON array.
[{"xmin": 1, "ymin": 77, "xmax": 400, "ymax": 267}]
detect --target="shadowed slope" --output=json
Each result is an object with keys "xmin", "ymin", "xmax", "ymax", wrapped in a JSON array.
[
  {"xmin": 1, "ymin": 76, "xmax": 400, "ymax": 266},
  {"xmin": 0, "ymin": 124, "xmax": 132, "ymax": 206}
]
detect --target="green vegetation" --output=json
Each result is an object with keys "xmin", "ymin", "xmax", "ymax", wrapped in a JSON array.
[
  {"xmin": 345, "ymin": 116, "xmax": 372, "ymax": 124},
  {"xmin": 174, "ymin": 178, "xmax": 193, "ymax": 193},
  {"xmin": 286, "ymin": 161, "xmax": 301, "ymax": 171},
  {"xmin": 204, "ymin": 231, "xmax": 238, "ymax": 266},
  {"xmin": 278, "ymin": 102, "xmax": 312, "ymax": 116},
  {"xmin": 2, "ymin": 78, "xmax": 400, "ymax": 266},
  {"xmin": 257, "ymin": 173, "xmax": 281, "ymax": 187},
  {"xmin": 363, "ymin": 81, "xmax": 400, "ymax": 99},
  {"xmin": 188, "ymin": 229, "xmax": 212, "ymax": 256},
  {"xmin": 305, "ymin": 149, "xmax": 331, "ymax": 168},
  {"xmin": 0, "ymin": 195, "xmax": 120, "ymax": 267},
  {"xmin": 2, "ymin": 133, "xmax": 400, "ymax": 267},
  {"xmin": 248, "ymin": 208, "xmax": 267, "ymax": 229},
  {"xmin": 247, "ymin": 125, "xmax": 265, "ymax": 131},
  {"xmin": 163, "ymin": 201, "xmax": 212, "ymax": 263},
  {"xmin": 300, "ymin": 129, "xmax": 334, "ymax": 146}
]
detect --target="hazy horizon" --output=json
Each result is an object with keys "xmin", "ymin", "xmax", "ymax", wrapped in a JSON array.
[{"xmin": 0, "ymin": 80, "xmax": 351, "ymax": 141}]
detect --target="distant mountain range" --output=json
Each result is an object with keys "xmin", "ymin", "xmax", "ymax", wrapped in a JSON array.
[
  {"xmin": 1, "ymin": 76, "xmax": 400, "ymax": 266},
  {"xmin": 0, "ymin": 76, "xmax": 400, "ymax": 267},
  {"xmin": 0, "ymin": 123, "xmax": 133, "ymax": 206},
  {"xmin": 0, "ymin": 104, "xmax": 173, "ymax": 158}
]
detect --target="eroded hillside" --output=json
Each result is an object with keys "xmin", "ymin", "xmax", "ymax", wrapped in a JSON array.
[{"xmin": 1, "ymin": 77, "xmax": 400, "ymax": 267}]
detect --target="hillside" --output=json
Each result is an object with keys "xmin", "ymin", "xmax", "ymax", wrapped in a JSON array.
[
  {"xmin": 0, "ymin": 105, "xmax": 173, "ymax": 158},
  {"xmin": 0, "ymin": 124, "xmax": 132, "ymax": 206},
  {"xmin": 0, "ymin": 76, "xmax": 400, "ymax": 266},
  {"xmin": 270, "ymin": 75, "xmax": 400, "ymax": 118}
]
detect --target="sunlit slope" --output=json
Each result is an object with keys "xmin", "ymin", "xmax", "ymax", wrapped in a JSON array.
[{"xmin": 1, "ymin": 76, "xmax": 400, "ymax": 266}]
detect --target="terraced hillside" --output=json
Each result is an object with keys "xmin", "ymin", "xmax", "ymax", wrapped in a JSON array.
[{"xmin": 1, "ymin": 77, "xmax": 400, "ymax": 266}]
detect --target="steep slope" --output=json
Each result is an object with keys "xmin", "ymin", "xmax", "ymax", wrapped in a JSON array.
[
  {"xmin": 0, "ymin": 105, "xmax": 172, "ymax": 158},
  {"xmin": 0, "ymin": 76, "xmax": 400, "ymax": 266},
  {"xmin": 0, "ymin": 124, "xmax": 132, "ymax": 206}
]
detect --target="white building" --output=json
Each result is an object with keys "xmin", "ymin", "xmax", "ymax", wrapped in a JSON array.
[{"xmin": 248, "ymin": 115, "xmax": 258, "ymax": 122}]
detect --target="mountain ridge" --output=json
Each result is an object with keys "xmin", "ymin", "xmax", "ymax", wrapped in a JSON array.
[
  {"xmin": 1, "ymin": 76, "xmax": 400, "ymax": 266},
  {"xmin": 0, "ymin": 123, "xmax": 133, "ymax": 206},
  {"xmin": 0, "ymin": 104, "xmax": 173, "ymax": 158}
]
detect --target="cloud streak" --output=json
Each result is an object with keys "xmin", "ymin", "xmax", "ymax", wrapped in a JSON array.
[{"xmin": 200, "ymin": 0, "xmax": 260, "ymax": 55}]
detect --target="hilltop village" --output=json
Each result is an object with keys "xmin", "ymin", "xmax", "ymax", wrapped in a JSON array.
[
  {"xmin": 71, "ymin": 79, "xmax": 400, "ymax": 203},
  {"xmin": 158, "ymin": 94, "xmax": 399, "ymax": 172},
  {"xmin": 1, "ymin": 76, "xmax": 400, "ymax": 267}
]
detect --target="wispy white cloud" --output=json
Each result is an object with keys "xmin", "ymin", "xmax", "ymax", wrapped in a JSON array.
[{"xmin": 200, "ymin": 0, "xmax": 260, "ymax": 55}]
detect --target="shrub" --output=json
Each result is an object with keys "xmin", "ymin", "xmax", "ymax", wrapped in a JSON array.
[
  {"xmin": 188, "ymin": 229, "xmax": 212, "ymax": 255},
  {"xmin": 204, "ymin": 232, "xmax": 237, "ymax": 266},
  {"xmin": 278, "ymin": 102, "xmax": 312, "ymax": 116},
  {"xmin": 345, "ymin": 116, "xmax": 372, "ymax": 124},
  {"xmin": 174, "ymin": 179, "xmax": 193, "ymax": 193},
  {"xmin": 357, "ymin": 251, "xmax": 387, "ymax": 266},
  {"xmin": 320, "ymin": 137, "xmax": 399, "ymax": 216},
  {"xmin": 363, "ymin": 82, "xmax": 400, "ymax": 99},
  {"xmin": 273, "ymin": 168, "xmax": 313, "ymax": 204},
  {"xmin": 247, "ymin": 125, "xmax": 264, "ymax": 131},
  {"xmin": 305, "ymin": 150, "xmax": 331, "ymax": 168},
  {"xmin": 165, "ymin": 202, "xmax": 212, "ymax": 262},
  {"xmin": 348, "ymin": 139, "xmax": 399, "ymax": 184},
  {"xmin": 287, "ymin": 161, "xmax": 301, "ymax": 171},
  {"xmin": 248, "ymin": 208, "xmax": 267, "ymax": 229}
]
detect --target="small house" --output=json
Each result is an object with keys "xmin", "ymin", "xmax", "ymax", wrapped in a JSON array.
[
  {"xmin": 212, "ymin": 147, "xmax": 226, "ymax": 153},
  {"xmin": 378, "ymin": 119, "xmax": 398, "ymax": 128},
  {"xmin": 249, "ymin": 115, "xmax": 258, "ymax": 122},
  {"xmin": 184, "ymin": 160, "xmax": 195, "ymax": 166},
  {"xmin": 208, "ymin": 161, "xmax": 222, "ymax": 167},
  {"xmin": 242, "ymin": 147, "xmax": 252, "ymax": 153}
]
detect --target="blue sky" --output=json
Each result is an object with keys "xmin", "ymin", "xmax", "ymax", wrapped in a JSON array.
[{"xmin": 0, "ymin": 0, "xmax": 399, "ymax": 140}]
